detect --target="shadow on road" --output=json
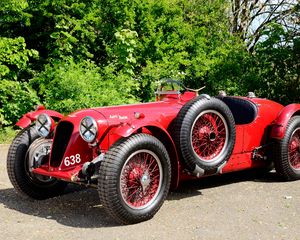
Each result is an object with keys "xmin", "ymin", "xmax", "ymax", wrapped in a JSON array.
[
  {"xmin": 169, "ymin": 169, "xmax": 281, "ymax": 200},
  {"xmin": 0, "ymin": 185, "xmax": 118, "ymax": 228},
  {"xmin": 0, "ymin": 170, "xmax": 281, "ymax": 227}
]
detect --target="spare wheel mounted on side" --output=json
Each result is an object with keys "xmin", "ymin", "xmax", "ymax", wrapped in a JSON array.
[{"xmin": 173, "ymin": 96, "xmax": 236, "ymax": 175}]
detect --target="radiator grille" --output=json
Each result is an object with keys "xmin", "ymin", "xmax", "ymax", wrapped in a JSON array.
[{"xmin": 50, "ymin": 121, "xmax": 74, "ymax": 167}]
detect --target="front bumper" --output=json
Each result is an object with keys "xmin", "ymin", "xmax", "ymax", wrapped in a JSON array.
[{"xmin": 32, "ymin": 165, "xmax": 83, "ymax": 182}]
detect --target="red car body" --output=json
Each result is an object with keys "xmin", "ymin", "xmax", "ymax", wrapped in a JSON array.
[
  {"xmin": 15, "ymin": 91, "xmax": 299, "ymax": 187},
  {"xmin": 9, "ymin": 84, "xmax": 300, "ymax": 224}
]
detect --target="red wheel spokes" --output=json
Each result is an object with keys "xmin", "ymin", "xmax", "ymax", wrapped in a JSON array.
[
  {"xmin": 288, "ymin": 130, "xmax": 300, "ymax": 170},
  {"xmin": 120, "ymin": 151, "xmax": 161, "ymax": 209},
  {"xmin": 191, "ymin": 112, "xmax": 227, "ymax": 161}
]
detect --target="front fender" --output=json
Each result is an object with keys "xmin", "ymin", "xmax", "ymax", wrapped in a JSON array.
[
  {"xmin": 16, "ymin": 106, "xmax": 63, "ymax": 128},
  {"xmin": 270, "ymin": 104, "xmax": 300, "ymax": 139}
]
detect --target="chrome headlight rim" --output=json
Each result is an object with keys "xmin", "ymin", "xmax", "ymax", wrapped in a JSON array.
[
  {"xmin": 79, "ymin": 116, "xmax": 98, "ymax": 143},
  {"xmin": 35, "ymin": 113, "xmax": 52, "ymax": 137}
]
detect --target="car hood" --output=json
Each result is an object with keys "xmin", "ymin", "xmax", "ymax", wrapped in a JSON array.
[{"xmin": 91, "ymin": 101, "xmax": 182, "ymax": 126}]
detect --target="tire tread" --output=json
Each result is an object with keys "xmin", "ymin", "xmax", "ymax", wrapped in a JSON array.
[{"xmin": 98, "ymin": 134, "xmax": 171, "ymax": 224}]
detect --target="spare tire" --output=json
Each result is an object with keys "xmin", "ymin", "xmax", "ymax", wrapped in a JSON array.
[{"xmin": 173, "ymin": 96, "xmax": 236, "ymax": 174}]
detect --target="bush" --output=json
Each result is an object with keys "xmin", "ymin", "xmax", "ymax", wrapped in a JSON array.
[
  {"xmin": 0, "ymin": 37, "xmax": 38, "ymax": 80},
  {"xmin": 30, "ymin": 58, "xmax": 138, "ymax": 113},
  {"xmin": 0, "ymin": 126, "xmax": 18, "ymax": 144},
  {"xmin": 0, "ymin": 80, "xmax": 39, "ymax": 126}
]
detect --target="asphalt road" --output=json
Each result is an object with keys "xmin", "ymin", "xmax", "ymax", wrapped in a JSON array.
[{"xmin": 0, "ymin": 144, "xmax": 299, "ymax": 240}]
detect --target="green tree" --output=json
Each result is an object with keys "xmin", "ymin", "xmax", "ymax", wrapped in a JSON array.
[
  {"xmin": 254, "ymin": 23, "xmax": 300, "ymax": 104},
  {"xmin": 98, "ymin": 0, "xmax": 240, "ymax": 100},
  {"xmin": 0, "ymin": 37, "xmax": 38, "ymax": 80},
  {"xmin": 0, "ymin": 80, "xmax": 39, "ymax": 126},
  {"xmin": 209, "ymin": 22, "xmax": 300, "ymax": 103},
  {"xmin": 1, "ymin": 0, "xmax": 299, "ymax": 130},
  {"xmin": 30, "ymin": 58, "xmax": 137, "ymax": 113}
]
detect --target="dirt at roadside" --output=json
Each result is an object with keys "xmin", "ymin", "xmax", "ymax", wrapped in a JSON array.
[{"xmin": 0, "ymin": 144, "xmax": 299, "ymax": 240}]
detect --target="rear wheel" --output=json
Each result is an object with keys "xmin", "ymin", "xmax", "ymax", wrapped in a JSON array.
[
  {"xmin": 274, "ymin": 116, "xmax": 300, "ymax": 180},
  {"xmin": 98, "ymin": 134, "xmax": 171, "ymax": 224},
  {"xmin": 7, "ymin": 126, "xmax": 67, "ymax": 199}
]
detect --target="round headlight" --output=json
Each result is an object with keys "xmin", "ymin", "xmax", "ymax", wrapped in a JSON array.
[
  {"xmin": 35, "ymin": 114, "xmax": 52, "ymax": 137},
  {"xmin": 80, "ymin": 116, "xmax": 98, "ymax": 143}
]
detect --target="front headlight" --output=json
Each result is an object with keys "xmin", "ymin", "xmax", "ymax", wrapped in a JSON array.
[
  {"xmin": 79, "ymin": 116, "xmax": 98, "ymax": 143},
  {"xmin": 35, "ymin": 114, "xmax": 52, "ymax": 137}
]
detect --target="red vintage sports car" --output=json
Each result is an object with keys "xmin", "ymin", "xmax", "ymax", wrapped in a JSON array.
[{"xmin": 7, "ymin": 80, "xmax": 300, "ymax": 224}]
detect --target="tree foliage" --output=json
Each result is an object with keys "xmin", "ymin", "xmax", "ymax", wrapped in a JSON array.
[
  {"xmin": 31, "ymin": 58, "xmax": 137, "ymax": 113},
  {"xmin": 0, "ymin": 37, "xmax": 38, "ymax": 80},
  {"xmin": 0, "ymin": 80, "xmax": 39, "ymax": 126},
  {"xmin": 0, "ymin": 0, "xmax": 299, "ymax": 127}
]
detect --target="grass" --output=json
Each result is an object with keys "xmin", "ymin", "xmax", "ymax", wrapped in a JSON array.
[{"xmin": 0, "ymin": 126, "xmax": 18, "ymax": 144}]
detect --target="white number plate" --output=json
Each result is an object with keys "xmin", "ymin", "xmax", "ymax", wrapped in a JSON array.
[{"xmin": 64, "ymin": 154, "xmax": 81, "ymax": 167}]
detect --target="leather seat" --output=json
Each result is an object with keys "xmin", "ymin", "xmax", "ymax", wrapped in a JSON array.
[{"xmin": 218, "ymin": 97, "xmax": 258, "ymax": 125}]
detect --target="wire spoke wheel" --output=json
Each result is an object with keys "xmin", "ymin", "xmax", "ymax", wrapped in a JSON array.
[
  {"xmin": 288, "ymin": 128, "xmax": 300, "ymax": 170},
  {"xmin": 98, "ymin": 134, "xmax": 171, "ymax": 224},
  {"xmin": 120, "ymin": 150, "xmax": 162, "ymax": 209},
  {"xmin": 172, "ymin": 97, "xmax": 235, "ymax": 172},
  {"xmin": 191, "ymin": 110, "xmax": 228, "ymax": 162}
]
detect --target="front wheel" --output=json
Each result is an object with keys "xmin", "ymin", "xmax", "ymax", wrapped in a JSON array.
[
  {"xmin": 7, "ymin": 126, "xmax": 67, "ymax": 199},
  {"xmin": 273, "ymin": 116, "xmax": 300, "ymax": 180},
  {"xmin": 98, "ymin": 134, "xmax": 171, "ymax": 224}
]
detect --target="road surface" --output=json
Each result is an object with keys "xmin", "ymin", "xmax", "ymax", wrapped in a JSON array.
[{"xmin": 0, "ymin": 144, "xmax": 299, "ymax": 240}]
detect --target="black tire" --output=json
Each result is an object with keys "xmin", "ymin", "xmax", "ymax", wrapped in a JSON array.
[
  {"xmin": 171, "ymin": 95, "xmax": 207, "ymax": 162},
  {"xmin": 98, "ymin": 134, "xmax": 171, "ymax": 224},
  {"xmin": 173, "ymin": 97, "xmax": 236, "ymax": 172},
  {"xmin": 7, "ymin": 126, "xmax": 67, "ymax": 199},
  {"xmin": 273, "ymin": 116, "xmax": 300, "ymax": 180}
]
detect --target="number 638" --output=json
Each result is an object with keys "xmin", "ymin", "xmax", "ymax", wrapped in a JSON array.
[{"xmin": 64, "ymin": 154, "xmax": 81, "ymax": 166}]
